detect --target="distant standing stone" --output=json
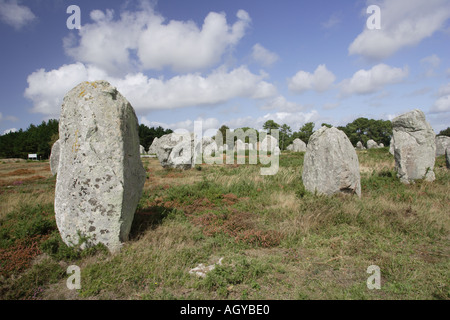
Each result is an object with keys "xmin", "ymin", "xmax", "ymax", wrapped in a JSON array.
[
  {"xmin": 302, "ymin": 126, "xmax": 361, "ymax": 197},
  {"xmin": 356, "ymin": 141, "xmax": 365, "ymax": 150},
  {"xmin": 55, "ymin": 81, "xmax": 146, "ymax": 253},
  {"xmin": 292, "ymin": 138, "xmax": 307, "ymax": 152},
  {"xmin": 147, "ymin": 137, "xmax": 159, "ymax": 155},
  {"xmin": 392, "ymin": 109, "xmax": 436, "ymax": 184},
  {"xmin": 366, "ymin": 139, "xmax": 378, "ymax": 149},
  {"xmin": 155, "ymin": 132, "xmax": 195, "ymax": 169},
  {"xmin": 260, "ymin": 135, "xmax": 278, "ymax": 153},
  {"xmin": 50, "ymin": 139, "xmax": 60, "ymax": 176},
  {"xmin": 435, "ymin": 136, "xmax": 450, "ymax": 157}
]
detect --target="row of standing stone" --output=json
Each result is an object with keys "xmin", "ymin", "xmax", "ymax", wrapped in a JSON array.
[{"xmin": 50, "ymin": 81, "xmax": 447, "ymax": 253}]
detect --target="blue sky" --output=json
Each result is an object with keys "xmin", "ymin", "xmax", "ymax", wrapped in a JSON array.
[{"xmin": 1, "ymin": 0, "xmax": 450, "ymax": 136}]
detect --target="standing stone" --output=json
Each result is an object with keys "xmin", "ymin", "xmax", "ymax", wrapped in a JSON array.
[
  {"xmin": 147, "ymin": 137, "xmax": 159, "ymax": 155},
  {"xmin": 392, "ymin": 109, "xmax": 436, "ymax": 184},
  {"xmin": 55, "ymin": 81, "xmax": 146, "ymax": 253},
  {"xmin": 379, "ymin": 143, "xmax": 384, "ymax": 148},
  {"xmin": 155, "ymin": 133, "xmax": 195, "ymax": 169},
  {"xmin": 302, "ymin": 126, "xmax": 361, "ymax": 197},
  {"xmin": 260, "ymin": 135, "xmax": 278, "ymax": 153},
  {"xmin": 140, "ymin": 145, "xmax": 146, "ymax": 155},
  {"xmin": 356, "ymin": 141, "xmax": 365, "ymax": 150},
  {"xmin": 435, "ymin": 136, "xmax": 450, "ymax": 156},
  {"xmin": 286, "ymin": 144, "xmax": 294, "ymax": 151},
  {"xmin": 235, "ymin": 139, "xmax": 245, "ymax": 153},
  {"xmin": 367, "ymin": 139, "xmax": 378, "ymax": 149},
  {"xmin": 292, "ymin": 138, "xmax": 307, "ymax": 152},
  {"xmin": 389, "ymin": 137, "xmax": 394, "ymax": 155},
  {"xmin": 50, "ymin": 139, "xmax": 60, "ymax": 176}
]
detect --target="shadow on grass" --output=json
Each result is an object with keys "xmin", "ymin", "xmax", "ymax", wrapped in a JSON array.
[{"xmin": 129, "ymin": 205, "xmax": 176, "ymax": 240}]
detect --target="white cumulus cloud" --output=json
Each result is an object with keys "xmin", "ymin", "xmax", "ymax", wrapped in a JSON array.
[
  {"xmin": 24, "ymin": 63, "xmax": 277, "ymax": 117},
  {"xmin": 349, "ymin": 0, "xmax": 450, "ymax": 60},
  {"xmin": 64, "ymin": 6, "xmax": 251, "ymax": 75},
  {"xmin": 0, "ymin": 0, "xmax": 36, "ymax": 30},
  {"xmin": 339, "ymin": 63, "xmax": 409, "ymax": 96},
  {"xmin": 251, "ymin": 44, "xmax": 279, "ymax": 67},
  {"xmin": 430, "ymin": 83, "xmax": 450, "ymax": 113},
  {"xmin": 260, "ymin": 95, "xmax": 306, "ymax": 112},
  {"xmin": 288, "ymin": 64, "xmax": 336, "ymax": 94}
]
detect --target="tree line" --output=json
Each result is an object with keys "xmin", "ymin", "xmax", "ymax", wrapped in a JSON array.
[
  {"xmin": 216, "ymin": 119, "xmax": 450, "ymax": 151},
  {"xmin": 0, "ymin": 120, "xmax": 172, "ymax": 159},
  {"xmin": 0, "ymin": 118, "xmax": 448, "ymax": 159}
]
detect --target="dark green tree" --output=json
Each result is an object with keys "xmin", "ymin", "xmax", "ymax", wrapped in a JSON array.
[
  {"xmin": 438, "ymin": 127, "xmax": 450, "ymax": 137},
  {"xmin": 298, "ymin": 122, "xmax": 315, "ymax": 144},
  {"xmin": 262, "ymin": 120, "xmax": 280, "ymax": 132},
  {"xmin": 279, "ymin": 124, "xmax": 292, "ymax": 150},
  {"xmin": 215, "ymin": 125, "xmax": 229, "ymax": 145},
  {"xmin": 339, "ymin": 117, "xmax": 392, "ymax": 147},
  {"xmin": 138, "ymin": 124, "xmax": 173, "ymax": 151}
]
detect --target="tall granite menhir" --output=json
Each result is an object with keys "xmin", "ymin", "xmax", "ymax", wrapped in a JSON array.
[
  {"xmin": 55, "ymin": 81, "xmax": 146, "ymax": 253},
  {"xmin": 302, "ymin": 126, "xmax": 361, "ymax": 197},
  {"xmin": 392, "ymin": 109, "xmax": 436, "ymax": 184}
]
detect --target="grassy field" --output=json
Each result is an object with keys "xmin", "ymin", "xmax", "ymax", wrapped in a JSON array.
[{"xmin": 0, "ymin": 148, "xmax": 449, "ymax": 300}]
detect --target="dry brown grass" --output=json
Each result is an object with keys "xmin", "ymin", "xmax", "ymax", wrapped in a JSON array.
[{"xmin": 0, "ymin": 161, "xmax": 54, "ymax": 219}]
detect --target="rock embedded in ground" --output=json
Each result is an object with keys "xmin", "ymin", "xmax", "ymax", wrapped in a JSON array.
[
  {"xmin": 50, "ymin": 139, "xmax": 60, "ymax": 176},
  {"xmin": 392, "ymin": 109, "xmax": 436, "ymax": 184},
  {"xmin": 54, "ymin": 80, "xmax": 146, "ymax": 253},
  {"xmin": 302, "ymin": 126, "xmax": 361, "ymax": 197}
]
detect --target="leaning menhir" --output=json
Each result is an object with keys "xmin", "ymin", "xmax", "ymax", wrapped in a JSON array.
[
  {"xmin": 392, "ymin": 109, "xmax": 435, "ymax": 184},
  {"xmin": 55, "ymin": 81, "xmax": 146, "ymax": 253},
  {"xmin": 302, "ymin": 126, "xmax": 361, "ymax": 197}
]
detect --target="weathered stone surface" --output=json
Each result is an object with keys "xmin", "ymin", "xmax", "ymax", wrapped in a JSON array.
[
  {"xmin": 379, "ymin": 143, "xmax": 384, "ymax": 148},
  {"xmin": 286, "ymin": 144, "xmax": 294, "ymax": 151},
  {"xmin": 392, "ymin": 109, "xmax": 436, "ymax": 184},
  {"xmin": 435, "ymin": 136, "xmax": 450, "ymax": 156},
  {"xmin": 140, "ymin": 145, "xmax": 146, "ymax": 155},
  {"xmin": 147, "ymin": 137, "xmax": 159, "ymax": 155},
  {"xmin": 389, "ymin": 137, "xmax": 394, "ymax": 155},
  {"xmin": 155, "ymin": 133, "xmax": 195, "ymax": 169},
  {"xmin": 292, "ymin": 138, "xmax": 307, "ymax": 152},
  {"xmin": 446, "ymin": 148, "xmax": 450, "ymax": 169},
  {"xmin": 55, "ymin": 81, "xmax": 146, "ymax": 253},
  {"xmin": 302, "ymin": 126, "xmax": 361, "ymax": 197},
  {"xmin": 356, "ymin": 141, "xmax": 365, "ymax": 150},
  {"xmin": 50, "ymin": 139, "xmax": 60, "ymax": 176},
  {"xmin": 367, "ymin": 139, "xmax": 378, "ymax": 149}
]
